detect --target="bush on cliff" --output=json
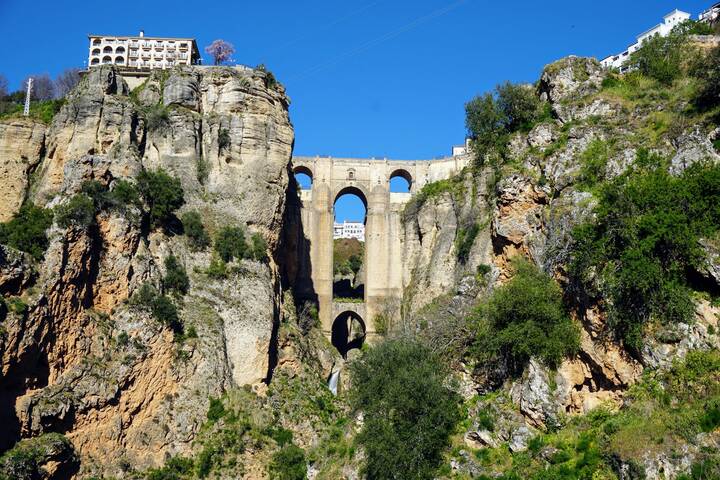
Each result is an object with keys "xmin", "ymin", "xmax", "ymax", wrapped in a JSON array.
[
  {"xmin": 181, "ymin": 211, "xmax": 210, "ymax": 250},
  {"xmin": 350, "ymin": 339, "xmax": 462, "ymax": 480},
  {"xmin": 471, "ymin": 258, "xmax": 580, "ymax": 373},
  {"xmin": 131, "ymin": 283, "xmax": 183, "ymax": 336},
  {"xmin": 55, "ymin": 194, "xmax": 96, "ymax": 228},
  {"xmin": 136, "ymin": 169, "xmax": 185, "ymax": 230},
  {"xmin": 465, "ymin": 81, "xmax": 550, "ymax": 165},
  {"xmin": 571, "ymin": 153, "xmax": 720, "ymax": 352},
  {"xmin": 268, "ymin": 444, "xmax": 306, "ymax": 480},
  {"xmin": 214, "ymin": 226, "xmax": 247, "ymax": 263},
  {"xmin": 0, "ymin": 204, "xmax": 54, "ymax": 261},
  {"xmin": 163, "ymin": 255, "xmax": 189, "ymax": 296}
]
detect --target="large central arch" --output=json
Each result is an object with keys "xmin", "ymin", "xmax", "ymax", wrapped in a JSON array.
[{"xmin": 290, "ymin": 154, "xmax": 471, "ymax": 338}]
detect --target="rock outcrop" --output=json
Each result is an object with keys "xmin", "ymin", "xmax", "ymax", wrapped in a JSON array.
[{"xmin": 0, "ymin": 64, "xmax": 294, "ymax": 476}]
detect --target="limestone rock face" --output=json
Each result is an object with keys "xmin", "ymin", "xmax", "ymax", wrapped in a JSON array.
[
  {"xmin": 0, "ymin": 118, "xmax": 46, "ymax": 221},
  {"xmin": 538, "ymin": 56, "xmax": 604, "ymax": 105},
  {"xmin": 0, "ymin": 65, "xmax": 294, "ymax": 476}
]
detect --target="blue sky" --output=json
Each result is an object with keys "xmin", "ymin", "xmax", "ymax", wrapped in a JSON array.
[{"xmin": 0, "ymin": 0, "xmax": 712, "ymax": 223}]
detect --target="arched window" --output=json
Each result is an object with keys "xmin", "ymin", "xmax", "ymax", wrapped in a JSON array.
[
  {"xmin": 116, "ymin": 46, "xmax": 126, "ymax": 53},
  {"xmin": 293, "ymin": 166, "xmax": 313, "ymax": 190},
  {"xmin": 91, "ymin": 58, "xmax": 100, "ymax": 65},
  {"xmin": 103, "ymin": 46, "xmax": 113, "ymax": 54},
  {"xmin": 115, "ymin": 56, "xmax": 125, "ymax": 64},
  {"xmin": 92, "ymin": 48, "xmax": 101, "ymax": 55},
  {"xmin": 102, "ymin": 56, "xmax": 112, "ymax": 64},
  {"xmin": 389, "ymin": 169, "xmax": 412, "ymax": 193},
  {"xmin": 92, "ymin": 38, "xmax": 101, "ymax": 46}
]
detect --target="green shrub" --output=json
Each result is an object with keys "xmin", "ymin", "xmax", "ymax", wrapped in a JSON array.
[
  {"xmin": 465, "ymin": 81, "xmax": 549, "ymax": 165},
  {"xmin": 6, "ymin": 297, "xmax": 27, "ymax": 315},
  {"xmin": 214, "ymin": 226, "xmax": 247, "ymax": 263},
  {"xmin": 146, "ymin": 103, "xmax": 170, "ymax": 131},
  {"xmin": 250, "ymin": 233, "xmax": 268, "ymax": 262},
  {"xmin": 349, "ymin": 339, "xmax": 462, "ymax": 480},
  {"xmin": 55, "ymin": 194, "xmax": 96, "ymax": 228},
  {"xmin": 627, "ymin": 21, "xmax": 703, "ymax": 85},
  {"xmin": 106, "ymin": 180, "xmax": 142, "ymax": 211},
  {"xmin": 136, "ymin": 169, "xmax": 185, "ymax": 229},
  {"xmin": 268, "ymin": 444, "xmax": 306, "ymax": 480},
  {"xmin": 131, "ymin": 283, "xmax": 183, "ymax": 335},
  {"xmin": 181, "ymin": 211, "xmax": 210, "ymax": 250},
  {"xmin": 146, "ymin": 456, "xmax": 194, "ymax": 480},
  {"xmin": 571, "ymin": 157, "xmax": 720, "ymax": 351},
  {"xmin": 0, "ymin": 204, "xmax": 54, "ymax": 260},
  {"xmin": 205, "ymin": 256, "xmax": 229, "ymax": 279},
  {"xmin": 207, "ymin": 397, "xmax": 226, "ymax": 422},
  {"xmin": 471, "ymin": 258, "xmax": 580, "ymax": 372},
  {"xmin": 456, "ymin": 222, "xmax": 480, "ymax": 263},
  {"xmin": 578, "ymin": 139, "xmax": 611, "ymax": 188},
  {"xmin": 163, "ymin": 255, "xmax": 189, "ymax": 295}
]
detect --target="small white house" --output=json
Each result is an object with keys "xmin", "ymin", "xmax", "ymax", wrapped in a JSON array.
[
  {"xmin": 601, "ymin": 9, "xmax": 692, "ymax": 71},
  {"xmin": 334, "ymin": 221, "xmax": 365, "ymax": 242},
  {"xmin": 700, "ymin": 2, "xmax": 720, "ymax": 22}
]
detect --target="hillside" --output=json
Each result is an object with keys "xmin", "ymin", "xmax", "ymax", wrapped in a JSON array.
[{"xmin": 0, "ymin": 24, "xmax": 720, "ymax": 480}]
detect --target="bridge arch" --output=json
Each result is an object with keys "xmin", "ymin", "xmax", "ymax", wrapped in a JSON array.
[
  {"xmin": 389, "ymin": 168, "xmax": 413, "ymax": 192},
  {"xmin": 331, "ymin": 311, "xmax": 366, "ymax": 357},
  {"xmin": 293, "ymin": 165, "xmax": 313, "ymax": 190},
  {"xmin": 334, "ymin": 185, "xmax": 368, "ymax": 213}
]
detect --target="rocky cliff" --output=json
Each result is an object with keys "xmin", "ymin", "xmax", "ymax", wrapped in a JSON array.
[{"xmin": 0, "ymin": 65, "xmax": 297, "ymax": 477}]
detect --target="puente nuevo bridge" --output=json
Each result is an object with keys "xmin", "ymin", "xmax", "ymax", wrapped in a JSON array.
[{"xmin": 291, "ymin": 153, "xmax": 470, "ymax": 353}]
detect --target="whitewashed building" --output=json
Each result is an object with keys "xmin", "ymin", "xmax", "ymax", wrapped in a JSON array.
[
  {"xmin": 87, "ymin": 31, "xmax": 201, "ymax": 70},
  {"xmin": 334, "ymin": 221, "xmax": 365, "ymax": 242},
  {"xmin": 452, "ymin": 138, "xmax": 471, "ymax": 157},
  {"xmin": 601, "ymin": 9, "xmax": 692, "ymax": 70},
  {"xmin": 700, "ymin": 2, "xmax": 720, "ymax": 23}
]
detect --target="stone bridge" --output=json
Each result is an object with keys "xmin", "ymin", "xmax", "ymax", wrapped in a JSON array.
[{"xmin": 291, "ymin": 154, "xmax": 470, "ymax": 344}]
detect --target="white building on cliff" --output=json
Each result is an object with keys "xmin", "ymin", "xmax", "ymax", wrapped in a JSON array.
[
  {"xmin": 600, "ymin": 9, "xmax": 692, "ymax": 70},
  {"xmin": 87, "ymin": 31, "xmax": 201, "ymax": 71}
]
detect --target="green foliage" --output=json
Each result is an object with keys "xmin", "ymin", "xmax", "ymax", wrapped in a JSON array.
[
  {"xmin": 207, "ymin": 397, "xmax": 226, "ymax": 423},
  {"xmin": 5, "ymin": 297, "xmax": 27, "ymax": 315},
  {"xmin": 181, "ymin": 211, "xmax": 210, "ymax": 251},
  {"xmin": 205, "ymin": 256, "xmax": 229, "ymax": 279},
  {"xmin": 250, "ymin": 233, "xmax": 268, "ymax": 262},
  {"xmin": 218, "ymin": 128, "xmax": 231, "ymax": 150},
  {"xmin": 55, "ymin": 194, "xmax": 96, "ymax": 228},
  {"xmin": 268, "ymin": 444, "xmax": 306, "ymax": 480},
  {"xmin": 627, "ymin": 21, "xmax": 701, "ymax": 85},
  {"xmin": 146, "ymin": 456, "xmax": 194, "ymax": 480},
  {"xmin": 372, "ymin": 314, "xmax": 390, "ymax": 335},
  {"xmin": 349, "ymin": 339, "xmax": 462, "ymax": 480},
  {"xmin": 692, "ymin": 44, "xmax": 720, "ymax": 110},
  {"xmin": 403, "ymin": 175, "xmax": 466, "ymax": 219},
  {"xmin": 0, "ymin": 203, "xmax": 53, "ymax": 261},
  {"xmin": 0, "ymin": 98, "xmax": 65, "ymax": 124},
  {"xmin": 196, "ymin": 156, "xmax": 209, "ymax": 185},
  {"xmin": 107, "ymin": 180, "xmax": 142, "ymax": 211},
  {"xmin": 214, "ymin": 226, "xmax": 247, "ymax": 263},
  {"xmin": 456, "ymin": 222, "xmax": 480, "ymax": 263},
  {"xmin": 0, "ymin": 433, "xmax": 75, "ymax": 480},
  {"xmin": 571, "ymin": 157, "xmax": 720, "ymax": 351},
  {"xmin": 131, "ymin": 284, "xmax": 183, "ymax": 336},
  {"xmin": 163, "ymin": 255, "xmax": 189, "ymax": 295},
  {"xmin": 136, "ymin": 169, "xmax": 185, "ymax": 229},
  {"xmin": 333, "ymin": 238, "xmax": 364, "ymax": 276},
  {"xmin": 471, "ymin": 258, "xmax": 580, "ymax": 372},
  {"xmin": 577, "ymin": 139, "xmax": 611, "ymax": 189},
  {"xmin": 466, "ymin": 81, "xmax": 549, "ymax": 165},
  {"xmin": 145, "ymin": 103, "xmax": 170, "ymax": 131}
]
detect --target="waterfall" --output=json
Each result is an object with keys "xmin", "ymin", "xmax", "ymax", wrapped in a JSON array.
[{"xmin": 328, "ymin": 369, "xmax": 340, "ymax": 396}]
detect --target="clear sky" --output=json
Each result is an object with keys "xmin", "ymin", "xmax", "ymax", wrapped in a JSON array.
[{"xmin": 0, "ymin": 0, "xmax": 712, "ymax": 223}]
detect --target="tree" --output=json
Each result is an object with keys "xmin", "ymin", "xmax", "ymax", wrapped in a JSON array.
[
  {"xmin": 0, "ymin": 74, "xmax": 7, "ymax": 98},
  {"xmin": 204, "ymin": 40, "xmax": 235, "ymax": 65},
  {"xmin": 471, "ymin": 258, "xmax": 579, "ymax": 373},
  {"xmin": 0, "ymin": 204, "xmax": 54, "ymax": 261},
  {"xmin": 349, "ymin": 339, "xmax": 462, "ymax": 480},
  {"xmin": 181, "ymin": 211, "xmax": 210, "ymax": 250},
  {"xmin": 136, "ymin": 169, "xmax": 185, "ymax": 229},
  {"xmin": 22, "ymin": 74, "xmax": 55, "ymax": 101},
  {"xmin": 163, "ymin": 255, "xmax": 189, "ymax": 295},
  {"xmin": 54, "ymin": 68, "xmax": 82, "ymax": 98},
  {"xmin": 213, "ymin": 226, "xmax": 247, "ymax": 262}
]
